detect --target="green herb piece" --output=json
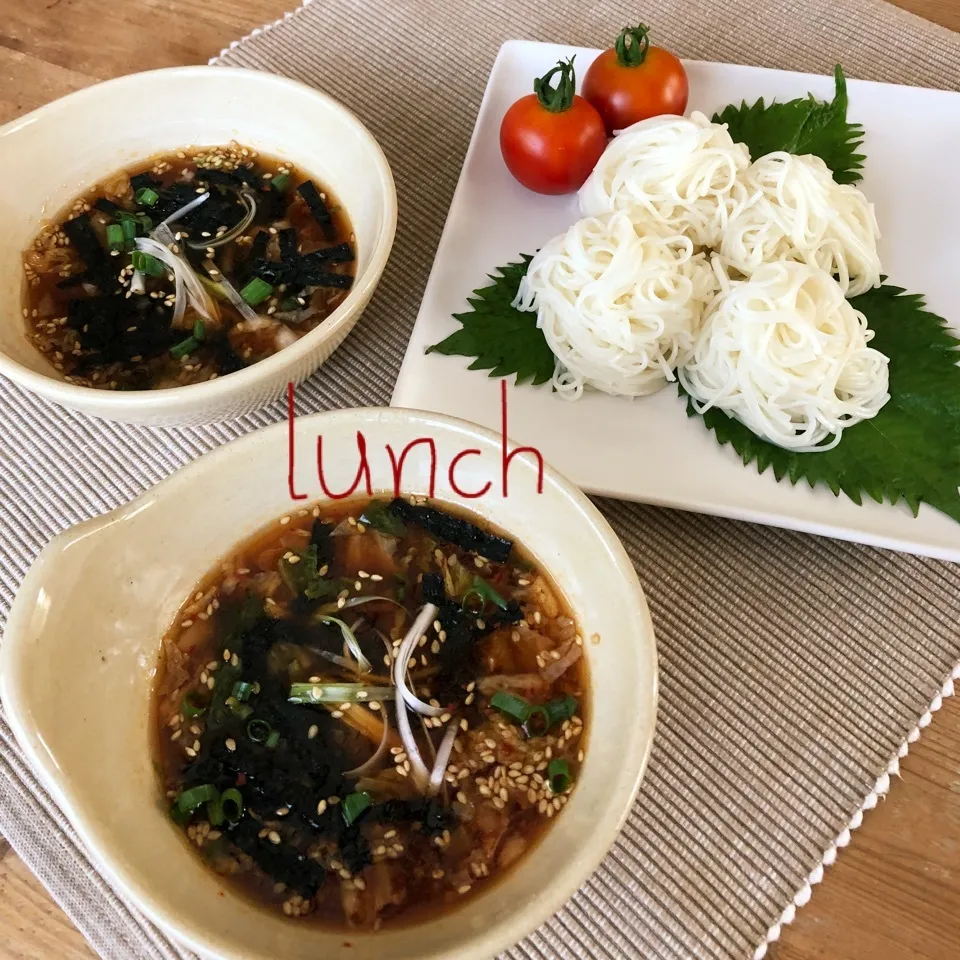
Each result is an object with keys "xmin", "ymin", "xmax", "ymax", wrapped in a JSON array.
[
  {"xmin": 231, "ymin": 681, "xmax": 254, "ymax": 702},
  {"xmin": 135, "ymin": 186, "xmax": 160, "ymax": 206},
  {"xmin": 193, "ymin": 316, "xmax": 205, "ymax": 340},
  {"xmin": 547, "ymin": 758, "xmax": 572, "ymax": 794},
  {"xmin": 490, "ymin": 690, "xmax": 531, "ymax": 723},
  {"xmin": 270, "ymin": 173, "xmax": 290, "ymax": 192},
  {"xmin": 712, "ymin": 65, "xmax": 864, "ymax": 184},
  {"xmin": 461, "ymin": 575, "xmax": 509, "ymax": 613},
  {"xmin": 105, "ymin": 224, "xmax": 125, "ymax": 251},
  {"xmin": 341, "ymin": 791, "xmax": 372, "ymax": 826},
  {"xmin": 176, "ymin": 784, "xmax": 218, "ymax": 815},
  {"xmin": 265, "ymin": 730, "xmax": 281, "ymax": 749},
  {"xmin": 220, "ymin": 788, "xmax": 244, "ymax": 822},
  {"xmin": 682, "ymin": 283, "xmax": 960, "ymax": 524},
  {"xmin": 169, "ymin": 801, "xmax": 191, "ymax": 826},
  {"xmin": 181, "ymin": 691, "xmax": 206, "ymax": 718},
  {"xmin": 278, "ymin": 544, "xmax": 340, "ymax": 600},
  {"xmin": 359, "ymin": 499, "xmax": 406, "ymax": 536},
  {"xmin": 170, "ymin": 336, "xmax": 200, "ymax": 359},
  {"xmin": 425, "ymin": 256, "xmax": 555, "ymax": 386},
  {"xmin": 246, "ymin": 718, "xmax": 272, "ymax": 743},
  {"xmin": 279, "ymin": 296, "xmax": 301, "ymax": 311},
  {"xmin": 240, "ymin": 277, "xmax": 273, "ymax": 306}
]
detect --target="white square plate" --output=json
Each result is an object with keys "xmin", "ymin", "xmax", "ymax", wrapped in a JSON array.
[{"xmin": 392, "ymin": 39, "xmax": 960, "ymax": 562}]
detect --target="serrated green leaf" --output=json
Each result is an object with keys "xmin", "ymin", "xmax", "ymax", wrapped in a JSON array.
[
  {"xmin": 682, "ymin": 283, "xmax": 960, "ymax": 524},
  {"xmin": 712, "ymin": 64, "xmax": 865, "ymax": 184},
  {"xmin": 425, "ymin": 255, "xmax": 555, "ymax": 386}
]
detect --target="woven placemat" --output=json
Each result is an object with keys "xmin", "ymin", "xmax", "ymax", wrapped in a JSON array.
[{"xmin": 2, "ymin": 1, "xmax": 960, "ymax": 958}]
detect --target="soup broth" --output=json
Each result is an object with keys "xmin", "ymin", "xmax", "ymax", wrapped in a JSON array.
[
  {"xmin": 153, "ymin": 496, "xmax": 588, "ymax": 929},
  {"xmin": 22, "ymin": 143, "xmax": 355, "ymax": 390}
]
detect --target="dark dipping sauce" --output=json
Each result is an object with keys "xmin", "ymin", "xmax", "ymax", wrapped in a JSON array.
[
  {"xmin": 22, "ymin": 143, "xmax": 355, "ymax": 390},
  {"xmin": 153, "ymin": 496, "xmax": 588, "ymax": 930}
]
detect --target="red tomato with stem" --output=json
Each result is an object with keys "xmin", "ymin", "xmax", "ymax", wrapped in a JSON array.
[
  {"xmin": 499, "ymin": 57, "xmax": 608, "ymax": 195},
  {"xmin": 582, "ymin": 24, "xmax": 689, "ymax": 134}
]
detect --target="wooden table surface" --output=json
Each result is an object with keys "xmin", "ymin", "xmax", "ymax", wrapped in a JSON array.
[{"xmin": 1, "ymin": 1, "xmax": 959, "ymax": 958}]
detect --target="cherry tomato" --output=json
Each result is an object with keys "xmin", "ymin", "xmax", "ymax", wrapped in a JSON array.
[
  {"xmin": 583, "ymin": 24, "xmax": 689, "ymax": 135},
  {"xmin": 499, "ymin": 57, "xmax": 608, "ymax": 196}
]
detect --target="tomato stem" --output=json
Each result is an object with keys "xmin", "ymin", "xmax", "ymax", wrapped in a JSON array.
[
  {"xmin": 534, "ymin": 57, "xmax": 576, "ymax": 113},
  {"xmin": 615, "ymin": 24, "xmax": 650, "ymax": 67}
]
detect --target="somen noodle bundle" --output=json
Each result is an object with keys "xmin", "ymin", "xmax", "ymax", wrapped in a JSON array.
[
  {"xmin": 720, "ymin": 152, "xmax": 881, "ymax": 296},
  {"xmin": 513, "ymin": 212, "xmax": 716, "ymax": 399},
  {"xmin": 578, "ymin": 112, "xmax": 751, "ymax": 248},
  {"xmin": 679, "ymin": 260, "xmax": 890, "ymax": 451}
]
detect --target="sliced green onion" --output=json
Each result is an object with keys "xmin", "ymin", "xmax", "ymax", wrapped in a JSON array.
[
  {"xmin": 169, "ymin": 801, "xmax": 191, "ymax": 826},
  {"xmin": 265, "ymin": 730, "xmax": 281, "ymax": 749},
  {"xmin": 176, "ymin": 783, "xmax": 218, "ymax": 815},
  {"xmin": 135, "ymin": 186, "xmax": 160, "ymax": 206},
  {"xmin": 246, "ymin": 718, "xmax": 272, "ymax": 743},
  {"xmin": 181, "ymin": 691, "xmax": 206, "ymax": 718},
  {"xmin": 548, "ymin": 758, "xmax": 572, "ymax": 794},
  {"xmin": 232, "ymin": 681, "xmax": 254, "ymax": 702},
  {"xmin": 270, "ymin": 173, "xmax": 290, "ymax": 192},
  {"xmin": 136, "ymin": 212, "xmax": 153, "ymax": 232},
  {"xmin": 461, "ymin": 575, "xmax": 509, "ymax": 613},
  {"xmin": 279, "ymin": 296, "xmax": 301, "ymax": 311},
  {"xmin": 105, "ymin": 223, "xmax": 124, "ymax": 251},
  {"xmin": 229, "ymin": 701, "xmax": 254, "ymax": 721},
  {"xmin": 315, "ymin": 615, "xmax": 372, "ymax": 674},
  {"xmin": 341, "ymin": 791, "xmax": 372, "ymax": 826},
  {"xmin": 193, "ymin": 316, "xmax": 205, "ymax": 340},
  {"xmin": 546, "ymin": 695, "xmax": 578, "ymax": 727},
  {"xmin": 490, "ymin": 690, "xmax": 531, "ymax": 723},
  {"xmin": 239, "ymin": 277, "xmax": 273, "ymax": 306},
  {"xmin": 289, "ymin": 682, "xmax": 396, "ymax": 704},
  {"xmin": 118, "ymin": 214, "xmax": 139, "ymax": 241},
  {"xmin": 522, "ymin": 706, "xmax": 551, "ymax": 738},
  {"xmin": 170, "ymin": 336, "xmax": 200, "ymax": 359},
  {"xmin": 220, "ymin": 788, "xmax": 243, "ymax": 822},
  {"xmin": 131, "ymin": 250, "xmax": 164, "ymax": 276},
  {"xmin": 206, "ymin": 795, "xmax": 225, "ymax": 827}
]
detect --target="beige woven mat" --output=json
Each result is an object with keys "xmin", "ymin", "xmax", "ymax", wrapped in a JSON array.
[{"xmin": 2, "ymin": 0, "xmax": 960, "ymax": 957}]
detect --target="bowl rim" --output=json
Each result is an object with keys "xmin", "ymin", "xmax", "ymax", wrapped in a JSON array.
[
  {"xmin": 0, "ymin": 405, "xmax": 659, "ymax": 960},
  {"xmin": 0, "ymin": 65, "xmax": 398, "ymax": 414}
]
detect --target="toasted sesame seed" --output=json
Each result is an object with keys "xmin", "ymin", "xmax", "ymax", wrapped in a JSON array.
[
  {"xmin": 308, "ymin": 725, "xmax": 318, "ymax": 739},
  {"xmin": 268, "ymin": 831, "xmax": 282, "ymax": 845},
  {"xmin": 457, "ymin": 884, "xmax": 472, "ymax": 894},
  {"xmin": 316, "ymin": 800, "xmax": 328, "ymax": 816}
]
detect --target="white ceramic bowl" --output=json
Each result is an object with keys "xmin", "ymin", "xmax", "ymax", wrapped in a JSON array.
[
  {"xmin": 0, "ymin": 67, "xmax": 397, "ymax": 425},
  {"xmin": 1, "ymin": 408, "xmax": 657, "ymax": 960}
]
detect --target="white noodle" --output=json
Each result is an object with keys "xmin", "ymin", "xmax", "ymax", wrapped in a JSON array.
[
  {"xmin": 578, "ymin": 112, "xmax": 751, "ymax": 248},
  {"xmin": 513, "ymin": 212, "xmax": 716, "ymax": 400},
  {"xmin": 720, "ymin": 152, "xmax": 881, "ymax": 297},
  {"xmin": 678, "ymin": 260, "xmax": 890, "ymax": 451}
]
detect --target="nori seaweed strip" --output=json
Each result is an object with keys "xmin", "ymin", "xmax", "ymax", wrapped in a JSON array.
[
  {"xmin": 248, "ymin": 229, "xmax": 270, "ymax": 263},
  {"xmin": 388, "ymin": 499, "xmax": 513, "ymax": 562},
  {"xmin": 369, "ymin": 798, "xmax": 457, "ymax": 836},
  {"xmin": 195, "ymin": 166, "xmax": 246, "ymax": 188},
  {"xmin": 227, "ymin": 819, "xmax": 328, "ymax": 898},
  {"xmin": 56, "ymin": 271, "xmax": 90, "ymax": 289},
  {"xmin": 130, "ymin": 172, "xmax": 161, "ymax": 191},
  {"xmin": 301, "ymin": 242, "xmax": 354, "ymax": 265},
  {"xmin": 62, "ymin": 214, "xmax": 107, "ymax": 269},
  {"xmin": 94, "ymin": 197, "xmax": 122, "ymax": 215},
  {"xmin": 297, "ymin": 180, "xmax": 334, "ymax": 238},
  {"xmin": 300, "ymin": 271, "xmax": 353, "ymax": 290},
  {"xmin": 309, "ymin": 519, "xmax": 335, "ymax": 566},
  {"xmin": 278, "ymin": 227, "xmax": 298, "ymax": 262}
]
